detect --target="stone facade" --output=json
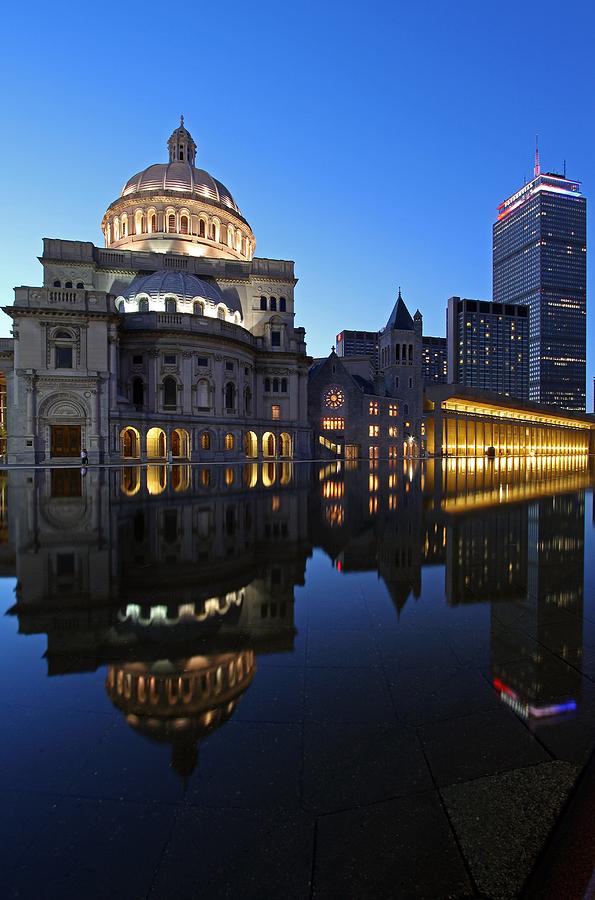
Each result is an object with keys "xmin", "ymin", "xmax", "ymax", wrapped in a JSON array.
[
  {"xmin": 309, "ymin": 290, "xmax": 424, "ymax": 459},
  {"xmin": 2, "ymin": 121, "xmax": 311, "ymax": 465}
]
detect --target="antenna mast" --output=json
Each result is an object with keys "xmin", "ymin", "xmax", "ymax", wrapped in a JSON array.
[{"xmin": 534, "ymin": 134, "xmax": 541, "ymax": 178}]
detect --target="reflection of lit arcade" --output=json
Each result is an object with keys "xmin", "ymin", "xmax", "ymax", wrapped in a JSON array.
[{"xmin": 106, "ymin": 651, "xmax": 255, "ymax": 776}]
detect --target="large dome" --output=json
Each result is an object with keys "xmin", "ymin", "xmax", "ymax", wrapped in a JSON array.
[
  {"xmin": 101, "ymin": 118, "xmax": 255, "ymax": 262},
  {"xmin": 125, "ymin": 271, "xmax": 225, "ymax": 305},
  {"xmin": 121, "ymin": 163, "xmax": 242, "ymax": 215}
]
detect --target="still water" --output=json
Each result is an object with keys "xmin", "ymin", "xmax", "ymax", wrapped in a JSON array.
[{"xmin": 1, "ymin": 457, "xmax": 595, "ymax": 900}]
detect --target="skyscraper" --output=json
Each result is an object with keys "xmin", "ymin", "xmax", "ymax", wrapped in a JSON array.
[
  {"xmin": 446, "ymin": 297, "xmax": 529, "ymax": 399},
  {"xmin": 421, "ymin": 336, "xmax": 448, "ymax": 384},
  {"xmin": 493, "ymin": 158, "xmax": 586, "ymax": 411}
]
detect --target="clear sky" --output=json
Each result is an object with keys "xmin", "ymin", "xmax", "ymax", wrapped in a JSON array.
[{"xmin": 1, "ymin": 0, "xmax": 594, "ymax": 407}]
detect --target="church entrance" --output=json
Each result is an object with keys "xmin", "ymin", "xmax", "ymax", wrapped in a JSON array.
[{"xmin": 51, "ymin": 425, "xmax": 81, "ymax": 458}]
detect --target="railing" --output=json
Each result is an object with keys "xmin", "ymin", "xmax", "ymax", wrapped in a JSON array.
[
  {"xmin": 48, "ymin": 290, "xmax": 78, "ymax": 304},
  {"xmin": 157, "ymin": 314, "xmax": 183, "ymax": 325}
]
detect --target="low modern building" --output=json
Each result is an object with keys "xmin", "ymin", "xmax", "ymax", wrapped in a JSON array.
[
  {"xmin": 447, "ymin": 297, "xmax": 529, "ymax": 400},
  {"xmin": 422, "ymin": 335, "xmax": 448, "ymax": 384},
  {"xmin": 2, "ymin": 120, "xmax": 312, "ymax": 464},
  {"xmin": 424, "ymin": 385, "xmax": 595, "ymax": 457}
]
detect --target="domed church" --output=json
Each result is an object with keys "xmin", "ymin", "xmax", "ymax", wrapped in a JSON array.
[{"xmin": 3, "ymin": 120, "xmax": 311, "ymax": 464}]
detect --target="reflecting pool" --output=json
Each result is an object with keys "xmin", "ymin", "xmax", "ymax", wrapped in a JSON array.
[{"xmin": 1, "ymin": 457, "xmax": 595, "ymax": 899}]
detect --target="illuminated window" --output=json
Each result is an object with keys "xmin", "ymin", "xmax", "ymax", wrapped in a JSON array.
[
  {"xmin": 389, "ymin": 404, "xmax": 398, "ymax": 416},
  {"xmin": 369, "ymin": 401, "xmax": 379, "ymax": 416},
  {"xmin": 388, "ymin": 446, "xmax": 398, "ymax": 458},
  {"xmin": 389, "ymin": 425, "xmax": 398, "ymax": 437},
  {"xmin": 368, "ymin": 425, "xmax": 380, "ymax": 437},
  {"xmin": 168, "ymin": 214, "xmax": 176, "ymax": 232},
  {"xmin": 180, "ymin": 215, "xmax": 189, "ymax": 234},
  {"xmin": 369, "ymin": 447, "xmax": 379, "ymax": 460},
  {"xmin": 224, "ymin": 433, "xmax": 234, "ymax": 450},
  {"xmin": 201, "ymin": 431, "xmax": 211, "ymax": 451},
  {"xmin": 322, "ymin": 417, "xmax": 345, "ymax": 430},
  {"xmin": 271, "ymin": 404, "xmax": 281, "ymax": 420}
]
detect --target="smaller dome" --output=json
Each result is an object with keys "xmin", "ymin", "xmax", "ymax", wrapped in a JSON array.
[{"xmin": 125, "ymin": 270, "xmax": 225, "ymax": 305}]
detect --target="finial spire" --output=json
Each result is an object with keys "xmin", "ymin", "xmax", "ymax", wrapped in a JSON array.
[
  {"xmin": 180, "ymin": 114, "xmax": 184, "ymax": 128},
  {"xmin": 534, "ymin": 134, "xmax": 540, "ymax": 178},
  {"xmin": 397, "ymin": 286, "xmax": 402, "ymax": 300}
]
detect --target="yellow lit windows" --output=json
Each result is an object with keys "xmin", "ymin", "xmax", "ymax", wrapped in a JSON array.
[
  {"xmin": 389, "ymin": 404, "xmax": 398, "ymax": 416},
  {"xmin": 271, "ymin": 404, "xmax": 281, "ymax": 420},
  {"xmin": 369, "ymin": 401, "xmax": 379, "ymax": 416},
  {"xmin": 368, "ymin": 447, "xmax": 379, "ymax": 461},
  {"xmin": 368, "ymin": 425, "xmax": 380, "ymax": 437},
  {"xmin": 322, "ymin": 417, "xmax": 345, "ymax": 430},
  {"xmin": 224, "ymin": 433, "xmax": 234, "ymax": 450},
  {"xmin": 388, "ymin": 425, "xmax": 398, "ymax": 437},
  {"xmin": 388, "ymin": 446, "xmax": 398, "ymax": 458},
  {"xmin": 200, "ymin": 431, "xmax": 211, "ymax": 450}
]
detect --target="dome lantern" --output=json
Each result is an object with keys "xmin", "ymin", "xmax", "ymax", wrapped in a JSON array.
[{"xmin": 167, "ymin": 114, "xmax": 197, "ymax": 166}]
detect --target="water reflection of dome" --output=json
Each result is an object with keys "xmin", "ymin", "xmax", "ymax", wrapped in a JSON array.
[{"xmin": 106, "ymin": 650, "xmax": 255, "ymax": 777}]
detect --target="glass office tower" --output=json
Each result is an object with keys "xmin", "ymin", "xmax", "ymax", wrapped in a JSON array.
[{"xmin": 493, "ymin": 170, "xmax": 586, "ymax": 410}]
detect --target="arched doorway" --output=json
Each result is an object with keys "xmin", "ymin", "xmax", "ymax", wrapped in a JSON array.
[
  {"xmin": 279, "ymin": 432, "xmax": 292, "ymax": 458},
  {"xmin": 262, "ymin": 432, "xmax": 276, "ymax": 458},
  {"xmin": 121, "ymin": 427, "xmax": 140, "ymax": 459},
  {"xmin": 244, "ymin": 431, "xmax": 258, "ymax": 459},
  {"xmin": 171, "ymin": 428, "xmax": 190, "ymax": 458},
  {"xmin": 147, "ymin": 427, "xmax": 166, "ymax": 459}
]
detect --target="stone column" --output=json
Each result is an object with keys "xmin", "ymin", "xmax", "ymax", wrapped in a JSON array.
[{"xmin": 182, "ymin": 351, "xmax": 193, "ymax": 414}]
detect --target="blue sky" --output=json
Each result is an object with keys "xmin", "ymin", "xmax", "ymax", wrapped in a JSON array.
[{"xmin": 1, "ymin": 0, "xmax": 594, "ymax": 406}]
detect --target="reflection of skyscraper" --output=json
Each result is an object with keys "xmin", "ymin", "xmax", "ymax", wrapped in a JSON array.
[
  {"xmin": 445, "ymin": 506, "xmax": 528, "ymax": 605},
  {"xmin": 491, "ymin": 494, "xmax": 585, "ymax": 713}
]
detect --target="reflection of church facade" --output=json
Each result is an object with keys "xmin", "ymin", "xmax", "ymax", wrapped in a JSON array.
[
  {"xmin": 4, "ymin": 457, "xmax": 593, "ymax": 772},
  {"xmin": 2, "ymin": 120, "xmax": 311, "ymax": 465}
]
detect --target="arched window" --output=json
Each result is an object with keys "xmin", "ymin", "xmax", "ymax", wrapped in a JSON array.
[
  {"xmin": 65, "ymin": 281, "xmax": 73, "ymax": 289},
  {"xmin": 121, "ymin": 219, "xmax": 127, "ymax": 237},
  {"xmin": 132, "ymin": 377, "xmax": 144, "ymax": 406},
  {"xmin": 165, "ymin": 298, "xmax": 177, "ymax": 313},
  {"xmin": 225, "ymin": 382, "xmax": 236, "ymax": 410},
  {"xmin": 53, "ymin": 280, "xmax": 61, "ymax": 287},
  {"xmin": 244, "ymin": 386, "xmax": 252, "ymax": 414},
  {"xmin": 193, "ymin": 301, "xmax": 204, "ymax": 315},
  {"xmin": 139, "ymin": 298, "xmax": 149, "ymax": 312},
  {"xmin": 163, "ymin": 376, "xmax": 177, "ymax": 409},
  {"xmin": 76, "ymin": 282, "xmax": 84, "ymax": 289},
  {"xmin": 199, "ymin": 219, "xmax": 206, "ymax": 237},
  {"xmin": 264, "ymin": 378, "xmax": 271, "ymax": 392},
  {"xmin": 270, "ymin": 297, "xmax": 277, "ymax": 311},
  {"xmin": 180, "ymin": 215, "xmax": 189, "ymax": 234},
  {"xmin": 210, "ymin": 222, "xmax": 216, "ymax": 240},
  {"xmin": 272, "ymin": 378, "xmax": 279, "ymax": 393},
  {"xmin": 168, "ymin": 214, "xmax": 176, "ymax": 232},
  {"xmin": 150, "ymin": 214, "xmax": 157, "ymax": 232},
  {"xmin": 260, "ymin": 296, "xmax": 267, "ymax": 311},
  {"xmin": 218, "ymin": 306, "xmax": 225, "ymax": 320},
  {"xmin": 279, "ymin": 297, "xmax": 286, "ymax": 312},
  {"xmin": 227, "ymin": 225, "xmax": 234, "ymax": 247},
  {"xmin": 281, "ymin": 377, "xmax": 287, "ymax": 393},
  {"xmin": 224, "ymin": 433, "xmax": 234, "ymax": 450},
  {"xmin": 201, "ymin": 431, "xmax": 211, "ymax": 450}
]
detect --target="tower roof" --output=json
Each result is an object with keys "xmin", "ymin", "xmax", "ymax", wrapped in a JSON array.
[{"xmin": 386, "ymin": 288, "xmax": 414, "ymax": 331}]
